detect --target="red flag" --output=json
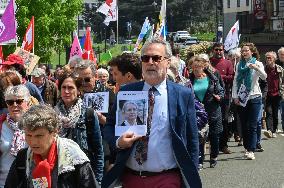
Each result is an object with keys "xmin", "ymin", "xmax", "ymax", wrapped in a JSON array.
[
  {"xmin": 82, "ymin": 27, "xmax": 96, "ymax": 63},
  {"xmin": 21, "ymin": 16, "xmax": 34, "ymax": 52}
]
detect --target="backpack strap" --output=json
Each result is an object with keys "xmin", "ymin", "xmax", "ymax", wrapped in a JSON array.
[{"xmin": 85, "ymin": 108, "xmax": 95, "ymax": 152}]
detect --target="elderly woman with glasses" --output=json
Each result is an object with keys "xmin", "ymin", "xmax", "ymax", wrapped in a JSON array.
[
  {"xmin": 5, "ymin": 105, "xmax": 98, "ymax": 188},
  {"xmin": 0, "ymin": 85, "xmax": 30, "ymax": 187},
  {"xmin": 54, "ymin": 72, "xmax": 104, "ymax": 184}
]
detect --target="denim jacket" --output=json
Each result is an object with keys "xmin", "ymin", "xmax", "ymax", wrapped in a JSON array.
[{"xmin": 71, "ymin": 107, "xmax": 104, "ymax": 184}]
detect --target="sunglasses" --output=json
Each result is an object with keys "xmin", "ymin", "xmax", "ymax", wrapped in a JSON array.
[
  {"xmin": 214, "ymin": 49, "xmax": 223, "ymax": 52},
  {"xmin": 6, "ymin": 99, "xmax": 25, "ymax": 106},
  {"xmin": 141, "ymin": 55, "xmax": 167, "ymax": 63},
  {"xmin": 83, "ymin": 77, "xmax": 91, "ymax": 83}
]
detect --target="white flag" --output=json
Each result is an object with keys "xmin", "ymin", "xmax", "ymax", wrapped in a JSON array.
[
  {"xmin": 224, "ymin": 20, "xmax": 240, "ymax": 51},
  {"xmin": 103, "ymin": 0, "xmax": 117, "ymax": 26},
  {"xmin": 97, "ymin": 0, "xmax": 113, "ymax": 16}
]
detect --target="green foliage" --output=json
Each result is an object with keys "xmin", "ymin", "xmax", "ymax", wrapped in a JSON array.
[
  {"xmin": 192, "ymin": 33, "xmax": 215, "ymax": 42},
  {"xmin": 15, "ymin": 0, "xmax": 83, "ymax": 63}
]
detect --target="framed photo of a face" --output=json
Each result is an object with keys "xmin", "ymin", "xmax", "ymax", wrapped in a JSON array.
[
  {"xmin": 83, "ymin": 92, "xmax": 109, "ymax": 113},
  {"xmin": 115, "ymin": 91, "xmax": 148, "ymax": 136},
  {"xmin": 237, "ymin": 84, "xmax": 249, "ymax": 107},
  {"xmin": 14, "ymin": 47, "xmax": 40, "ymax": 75}
]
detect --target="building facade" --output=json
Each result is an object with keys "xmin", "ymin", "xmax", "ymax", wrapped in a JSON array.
[{"xmin": 223, "ymin": 0, "xmax": 284, "ymax": 54}]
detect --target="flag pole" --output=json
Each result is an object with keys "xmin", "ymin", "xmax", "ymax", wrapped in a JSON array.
[
  {"xmin": 116, "ymin": 0, "xmax": 119, "ymax": 45},
  {"xmin": 32, "ymin": 16, "xmax": 34, "ymax": 54}
]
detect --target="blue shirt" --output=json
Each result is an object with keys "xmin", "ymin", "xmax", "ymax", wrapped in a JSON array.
[{"xmin": 126, "ymin": 79, "xmax": 177, "ymax": 172}]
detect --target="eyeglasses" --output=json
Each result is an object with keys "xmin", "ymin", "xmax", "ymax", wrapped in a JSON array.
[
  {"xmin": 214, "ymin": 48, "xmax": 223, "ymax": 52},
  {"xmin": 6, "ymin": 99, "xmax": 25, "ymax": 106},
  {"xmin": 141, "ymin": 55, "xmax": 168, "ymax": 63},
  {"xmin": 83, "ymin": 77, "xmax": 92, "ymax": 83}
]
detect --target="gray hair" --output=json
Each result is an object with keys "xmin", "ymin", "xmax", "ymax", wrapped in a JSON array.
[
  {"xmin": 197, "ymin": 53, "xmax": 210, "ymax": 62},
  {"xmin": 4, "ymin": 84, "xmax": 30, "ymax": 101},
  {"xmin": 265, "ymin": 51, "xmax": 277, "ymax": 60},
  {"xmin": 141, "ymin": 37, "xmax": 172, "ymax": 58},
  {"xmin": 122, "ymin": 101, "xmax": 138, "ymax": 113},
  {"xmin": 278, "ymin": 47, "xmax": 284, "ymax": 54},
  {"xmin": 19, "ymin": 104, "xmax": 59, "ymax": 132},
  {"xmin": 75, "ymin": 59, "xmax": 97, "ymax": 75},
  {"xmin": 228, "ymin": 48, "xmax": 241, "ymax": 58},
  {"xmin": 68, "ymin": 55, "xmax": 83, "ymax": 68},
  {"xmin": 169, "ymin": 56, "xmax": 180, "ymax": 73},
  {"xmin": 97, "ymin": 68, "xmax": 109, "ymax": 77}
]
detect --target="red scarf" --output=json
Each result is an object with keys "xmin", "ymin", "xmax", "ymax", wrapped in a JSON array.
[{"xmin": 32, "ymin": 141, "xmax": 57, "ymax": 188}]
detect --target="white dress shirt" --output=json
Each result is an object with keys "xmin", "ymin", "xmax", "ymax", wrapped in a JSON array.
[{"xmin": 126, "ymin": 79, "xmax": 177, "ymax": 172}]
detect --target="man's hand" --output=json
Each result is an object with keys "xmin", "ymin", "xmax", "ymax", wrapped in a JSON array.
[{"xmin": 117, "ymin": 132, "xmax": 142, "ymax": 149}]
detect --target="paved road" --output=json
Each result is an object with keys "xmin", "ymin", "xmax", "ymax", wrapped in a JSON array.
[{"xmin": 199, "ymin": 131, "xmax": 284, "ymax": 188}]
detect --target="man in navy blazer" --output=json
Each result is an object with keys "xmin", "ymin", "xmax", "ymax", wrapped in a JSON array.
[{"xmin": 102, "ymin": 38, "xmax": 201, "ymax": 188}]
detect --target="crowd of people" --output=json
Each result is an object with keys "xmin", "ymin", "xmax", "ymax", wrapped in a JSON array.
[{"xmin": 0, "ymin": 38, "xmax": 284, "ymax": 188}]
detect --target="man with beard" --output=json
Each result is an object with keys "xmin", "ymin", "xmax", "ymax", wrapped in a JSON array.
[
  {"xmin": 102, "ymin": 38, "xmax": 201, "ymax": 188},
  {"xmin": 210, "ymin": 43, "xmax": 234, "ymax": 154}
]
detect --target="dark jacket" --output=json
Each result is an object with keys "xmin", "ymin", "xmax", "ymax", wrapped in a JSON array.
[
  {"xmin": 102, "ymin": 80, "xmax": 201, "ymax": 188},
  {"xmin": 5, "ymin": 144, "xmax": 98, "ymax": 188},
  {"xmin": 189, "ymin": 69, "xmax": 224, "ymax": 134},
  {"xmin": 67, "ymin": 107, "xmax": 104, "ymax": 184}
]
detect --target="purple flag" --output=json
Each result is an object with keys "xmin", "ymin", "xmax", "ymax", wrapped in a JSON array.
[
  {"xmin": 70, "ymin": 34, "xmax": 83, "ymax": 58},
  {"xmin": 0, "ymin": 0, "xmax": 16, "ymax": 43}
]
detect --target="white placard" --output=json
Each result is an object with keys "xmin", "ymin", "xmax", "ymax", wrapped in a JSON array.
[
  {"xmin": 115, "ymin": 91, "xmax": 148, "ymax": 136},
  {"xmin": 238, "ymin": 84, "xmax": 249, "ymax": 107},
  {"xmin": 83, "ymin": 92, "xmax": 109, "ymax": 113}
]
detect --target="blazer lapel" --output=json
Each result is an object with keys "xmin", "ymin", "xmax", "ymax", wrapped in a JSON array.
[{"xmin": 167, "ymin": 81, "xmax": 177, "ymax": 127}]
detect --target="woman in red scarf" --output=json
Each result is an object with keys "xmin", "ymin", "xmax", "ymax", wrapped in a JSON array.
[{"xmin": 5, "ymin": 104, "xmax": 98, "ymax": 188}]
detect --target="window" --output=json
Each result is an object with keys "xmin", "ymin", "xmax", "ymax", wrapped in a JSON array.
[
  {"xmin": 237, "ymin": 0, "xmax": 240, "ymax": 7},
  {"xmin": 246, "ymin": 0, "xmax": 249, "ymax": 6},
  {"xmin": 227, "ymin": 0, "xmax": 230, "ymax": 8}
]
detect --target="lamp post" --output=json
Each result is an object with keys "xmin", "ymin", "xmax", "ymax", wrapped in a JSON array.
[{"xmin": 216, "ymin": 0, "xmax": 219, "ymax": 42}]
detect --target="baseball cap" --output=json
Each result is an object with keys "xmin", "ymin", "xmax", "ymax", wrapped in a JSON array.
[{"xmin": 31, "ymin": 68, "xmax": 46, "ymax": 77}]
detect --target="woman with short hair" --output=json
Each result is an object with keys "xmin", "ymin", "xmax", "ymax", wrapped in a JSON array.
[
  {"xmin": 0, "ymin": 85, "xmax": 30, "ymax": 187},
  {"xmin": 189, "ymin": 56, "xmax": 224, "ymax": 168},
  {"xmin": 5, "ymin": 104, "xmax": 98, "ymax": 187}
]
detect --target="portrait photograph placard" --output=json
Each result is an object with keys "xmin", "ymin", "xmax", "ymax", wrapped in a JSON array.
[
  {"xmin": 14, "ymin": 47, "xmax": 40, "ymax": 75},
  {"xmin": 238, "ymin": 84, "xmax": 249, "ymax": 107},
  {"xmin": 115, "ymin": 91, "xmax": 148, "ymax": 136},
  {"xmin": 83, "ymin": 92, "xmax": 109, "ymax": 113}
]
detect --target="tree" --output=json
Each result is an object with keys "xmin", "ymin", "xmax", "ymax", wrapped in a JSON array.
[
  {"xmin": 15, "ymin": 0, "xmax": 83, "ymax": 63},
  {"xmin": 82, "ymin": 2, "xmax": 105, "ymax": 43}
]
